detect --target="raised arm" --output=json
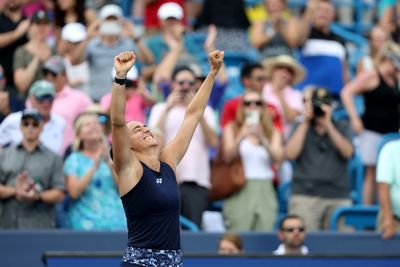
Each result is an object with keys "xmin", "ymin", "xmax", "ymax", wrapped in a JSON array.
[
  {"xmin": 161, "ymin": 50, "xmax": 224, "ymax": 168},
  {"xmin": 110, "ymin": 51, "xmax": 142, "ymax": 194}
]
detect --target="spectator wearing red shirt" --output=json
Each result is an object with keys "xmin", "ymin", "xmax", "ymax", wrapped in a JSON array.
[
  {"xmin": 220, "ymin": 63, "xmax": 283, "ymax": 132},
  {"xmin": 144, "ymin": 0, "xmax": 186, "ymax": 33}
]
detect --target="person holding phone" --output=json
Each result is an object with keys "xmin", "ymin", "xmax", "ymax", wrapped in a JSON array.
[{"xmin": 221, "ymin": 90, "xmax": 283, "ymax": 231}]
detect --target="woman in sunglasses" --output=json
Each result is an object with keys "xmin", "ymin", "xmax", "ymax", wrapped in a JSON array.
[{"xmin": 222, "ymin": 90, "xmax": 283, "ymax": 231}]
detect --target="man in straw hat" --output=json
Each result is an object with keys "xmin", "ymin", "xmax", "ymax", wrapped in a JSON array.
[{"xmin": 262, "ymin": 54, "xmax": 306, "ymax": 138}]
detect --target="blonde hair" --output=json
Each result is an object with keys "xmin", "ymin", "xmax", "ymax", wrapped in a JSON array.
[
  {"xmin": 235, "ymin": 91, "xmax": 274, "ymax": 140},
  {"xmin": 374, "ymin": 41, "xmax": 400, "ymax": 67},
  {"xmin": 73, "ymin": 113, "xmax": 103, "ymax": 151}
]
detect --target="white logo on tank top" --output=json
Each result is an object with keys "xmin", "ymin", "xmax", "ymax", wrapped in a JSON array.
[{"xmin": 156, "ymin": 178, "xmax": 163, "ymax": 184}]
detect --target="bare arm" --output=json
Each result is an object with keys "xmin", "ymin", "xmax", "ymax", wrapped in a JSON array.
[
  {"xmin": 296, "ymin": 0, "xmax": 316, "ymax": 46},
  {"xmin": 222, "ymin": 122, "xmax": 244, "ymax": 162},
  {"xmin": 40, "ymin": 189, "xmax": 64, "ymax": 204},
  {"xmin": 0, "ymin": 184, "xmax": 16, "ymax": 199},
  {"xmin": 380, "ymin": 6, "xmax": 395, "ymax": 33},
  {"xmin": 378, "ymin": 182, "xmax": 396, "ymax": 240},
  {"xmin": 161, "ymin": 50, "xmax": 224, "ymax": 168},
  {"xmin": 250, "ymin": 20, "xmax": 272, "ymax": 49},
  {"xmin": 14, "ymin": 56, "xmax": 41, "ymax": 95},
  {"xmin": 340, "ymin": 70, "xmax": 378, "ymax": 133},
  {"xmin": 285, "ymin": 121, "xmax": 309, "ymax": 160},
  {"xmin": 281, "ymin": 17, "xmax": 300, "ymax": 48},
  {"xmin": 262, "ymin": 129, "xmax": 284, "ymax": 163},
  {"xmin": 0, "ymin": 19, "xmax": 30, "ymax": 49},
  {"xmin": 199, "ymin": 116, "xmax": 218, "ymax": 147},
  {"xmin": 325, "ymin": 120, "xmax": 353, "ymax": 158},
  {"xmin": 152, "ymin": 34, "xmax": 182, "ymax": 85},
  {"xmin": 111, "ymin": 51, "xmax": 143, "ymax": 195}
]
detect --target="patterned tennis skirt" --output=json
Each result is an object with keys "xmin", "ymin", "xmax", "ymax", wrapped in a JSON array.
[{"xmin": 121, "ymin": 246, "xmax": 183, "ymax": 267}]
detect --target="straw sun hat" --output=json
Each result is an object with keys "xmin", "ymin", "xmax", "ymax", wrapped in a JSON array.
[{"xmin": 262, "ymin": 55, "xmax": 306, "ymax": 84}]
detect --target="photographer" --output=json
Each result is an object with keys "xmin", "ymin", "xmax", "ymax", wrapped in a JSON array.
[{"xmin": 285, "ymin": 87, "xmax": 353, "ymax": 230}]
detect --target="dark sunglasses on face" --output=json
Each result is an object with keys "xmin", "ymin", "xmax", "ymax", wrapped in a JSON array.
[
  {"xmin": 42, "ymin": 68, "xmax": 58, "ymax": 77},
  {"xmin": 254, "ymin": 76, "xmax": 267, "ymax": 82},
  {"xmin": 282, "ymin": 227, "xmax": 305, "ymax": 233},
  {"xmin": 36, "ymin": 95, "xmax": 54, "ymax": 103},
  {"xmin": 22, "ymin": 120, "xmax": 40, "ymax": 128},
  {"xmin": 243, "ymin": 100, "xmax": 263, "ymax": 107},
  {"xmin": 176, "ymin": 80, "xmax": 195, "ymax": 87}
]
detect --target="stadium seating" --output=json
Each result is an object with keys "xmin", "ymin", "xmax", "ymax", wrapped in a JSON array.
[{"xmin": 329, "ymin": 204, "xmax": 379, "ymax": 231}]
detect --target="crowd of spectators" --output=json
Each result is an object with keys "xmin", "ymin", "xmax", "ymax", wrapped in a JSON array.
[{"xmin": 0, "ymin": 0, "xmax": 399, "ymax": 242}]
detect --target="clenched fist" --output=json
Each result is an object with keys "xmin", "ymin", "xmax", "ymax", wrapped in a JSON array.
[
  {"xmin": 114, "ymin": 51, "xmax": 136, "ymax": 79},
  {"xmin": 209, "ymin": 50, "xmax": 224, "ymax": 76}
]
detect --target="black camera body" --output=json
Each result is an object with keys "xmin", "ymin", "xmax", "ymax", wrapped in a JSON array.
[{"xmin": 311, "ymin": 87, "xmax": 332, "ymax": 117}]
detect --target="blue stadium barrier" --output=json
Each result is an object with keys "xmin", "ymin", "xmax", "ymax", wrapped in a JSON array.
[
  {"xmin": 348, "ymin": 152, "xmax": 364, "ymax": 205},
  {"xmin": 329, "ymin": 204, "xmax": 379, "ymax": 231},
  {"xmin": 180, "ymin": 215, "xmax": 200, "ymax": 232},
  {"xmin": 2, "ymin": 230, "xmax": 400, "ymax": 267}
]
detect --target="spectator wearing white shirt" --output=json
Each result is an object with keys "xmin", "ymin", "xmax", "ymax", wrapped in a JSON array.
[
  {"xmin": 0, "ymin": 80, "xmax": 65, "ymax": 155},
  {"xmin": 273, "ymin": 214, "xmax": 309, "ymax": 255}
]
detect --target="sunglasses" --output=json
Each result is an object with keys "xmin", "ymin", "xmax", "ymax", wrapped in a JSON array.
[
  {"xmin": 254, "ymin": 76, "xmax": 267, "ymax": 82},
  {"xmin": 43, "ymin": 68, "xmax": 58, "ymax": 77},
  {"xmin": 243, "ymin": 100, "xmax": 263, "ymax": 107},
  {"xmin": 22, "ymin": 120, "xmax": 40, "ymax": 128},
  {"xmin": 176, "ymin": 80, "xmax": 195, "ymax": 86},
  {"xmin": 282, "ymin": 227, "xmax": 305, "ymax": 233},
  {"xmin": 36, "ymin": 95, "xmax": 54, "ymax": 103}
]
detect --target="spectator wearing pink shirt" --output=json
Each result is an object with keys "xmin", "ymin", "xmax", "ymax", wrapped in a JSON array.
[
  {"xmin": 42, "ymin": 56, "xmax": 93, "ymax": 155},
  {"xmin": 262, "ymin": 55, "xmax": 306, "ymax": 139},
  {"xmin": 100, "ymin": 66, "xmax": 156, "ymax": 124}
]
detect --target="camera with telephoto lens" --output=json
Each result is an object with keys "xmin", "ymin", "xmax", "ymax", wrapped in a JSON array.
[{"xmin": 311, "ymin": 87, "xmax": 333, "ymax": 117}]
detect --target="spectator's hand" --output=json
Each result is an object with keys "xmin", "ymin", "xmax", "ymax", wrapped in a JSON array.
[
  {"xmin": 306, "ymin": 0, "xmax": 319, "ymax": 12},
  {"xmin": 114, "ymin": 51, "xmax": 136, "ymax": 78},
  {"xmin": 165, "ymin": 89, "xmax": 183, "ymax": 110},
  {"xmin": 382, "ymin": 217, "xmax": 396, "ymax": 240},
  {"xmin": 204, "ymin": 24, "xmax": 217, "ymax": 52},
  {"xmin": 15, "ymin": 172, "xmax": 39, "ymax": 202},
  {"xmin": 321, "ymin": 104, "xmax": 333, "ymax": 126},
  {"xmin": 182, "ymin": 89, "xmax": 196, "ymax": 106},
  {"xmin": 0, "ymin": 91, "xmax": 10, "ymax": 115},
  {"xmin": 14, "ymin": 19, "xmax": 30, "ymax": 39},
  {"xmin": 164, "ymin": 32, "xmax": 183, "ymax": 51},
  {"xmin": 121, "ymin": 20, "xmax": 135, "ymax": 39},
  {"xmin": 303, "ymin": 100, "xmax": 314, "ymax": 122},
  {"xmin": 171, "ymin": 23, "xmax": 185, "ymax": 40},
  {"xmin": 350, "ymin": 117, "xmax": 364, "ymax": 134},
  {"xmin": 87, "ymin": 20, "xmax": 101, "ymax": 39},
  {"xmin": 209, "ymin": 50, "xmax": 224, "ymax": 76}
]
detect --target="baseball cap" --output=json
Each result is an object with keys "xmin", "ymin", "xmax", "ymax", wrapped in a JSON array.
[
  {"xmin": 21, "ymin": 108, "xmax": 42, "ymax": 122},
  {"xmin": 157, "ymin": 2, "xmax": 184, "ymax": 20},
  {"xmin": 43, "ymin": 56, "xmax": 65, "ymax": 75},
  {"xmin": 29, "ymin": 80, "xmax": 56, "ymax": 97},
  {"xmin": 61, "ymin": 23, "xmax": 87, "ymax": 43},
  {"xmin": 31, "ymin": 10, "xmax": 50, "ymax": 24},
  {"xmin": 99, "ymin": 4, "xmax": 123, "ymax": 20}
]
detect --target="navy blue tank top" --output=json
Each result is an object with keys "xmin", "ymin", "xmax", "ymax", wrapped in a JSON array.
[{"xmin": 121, "ymin": 161, "xmax": 181, "ymax": 250}]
